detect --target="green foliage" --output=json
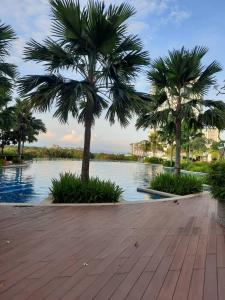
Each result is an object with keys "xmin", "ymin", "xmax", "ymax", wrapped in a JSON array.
[
  {"xmin": 136, "ymin": 46, "xmax": 224, "ymax": 175},
  {"xmin": 0, "ymin": 22, "xmax": 17, "ymax": 91},
  {"xmin": 208, "ymin": 161, "xmax": 225, "ymax": 202},
  {"xmin": 144, "ymin": 157, "xmax": 163, "ymax": 164},
  {"xmin": 162, "ymin": 160, "xmax": 175, "ymax": 167},
  {"xmin": 12, "ymin": 157, "xmax": 23, "ymax": 164},
  {"xmin": 181, "ymin": 161, "xmax": 210, "ymax": 173},
  {"xmin": 0, "ymin": 158, "xmax": 4, "ymax": 166},
  {"xmin": 151, "ymin": 173, "xmax": 203, "ymax": 195},
  {"xmin": 94, "ymin": 153, "xmax": 138, "ymax": 161},
  {"xmin": 51, "ymin": 173, "xmax": 123, "ymax": 203}
]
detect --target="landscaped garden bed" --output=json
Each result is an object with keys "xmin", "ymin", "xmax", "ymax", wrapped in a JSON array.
[
  {"xmin": 150, "ymin": 173, "xmax": 203, "ymax": 196},
  {"xmin": 51, "ymin": 172, "xmax": 123, "ymax": 204},
  {"xmin": 208, "ymin": 161, "xmax": 225, "ymax": 227}
]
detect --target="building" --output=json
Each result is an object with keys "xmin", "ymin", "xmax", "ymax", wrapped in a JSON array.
[
  {"xmin": 130, "ymin": 141, "xmax": 148, "ymax": 157},
  {"xmin": 203, "ymin": 128, "xmax": 219, "ymax": 143}
]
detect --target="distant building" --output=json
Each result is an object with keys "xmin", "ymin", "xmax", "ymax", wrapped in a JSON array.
[
  {"xmin": 130, "ymin": 141, "xmax": 148, "ymax": 157},
  {"xmin": 203, "ymin": 128, "xmax": 219, "ymax": 143}
]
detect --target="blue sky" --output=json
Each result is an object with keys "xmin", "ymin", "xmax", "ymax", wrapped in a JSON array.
[{"xmin": 1, "ymin": 0, "xmax": 225, "ymax": 153}]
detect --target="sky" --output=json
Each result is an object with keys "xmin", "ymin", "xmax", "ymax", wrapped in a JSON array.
[{"xmin": 1, "ymin": 0, "xmax": 225, "ymax": 153}]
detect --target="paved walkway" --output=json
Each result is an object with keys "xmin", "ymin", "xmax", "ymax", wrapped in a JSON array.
[{"xmin": 0, "ymin": 194, "xmax": 225, "ymax": 300}]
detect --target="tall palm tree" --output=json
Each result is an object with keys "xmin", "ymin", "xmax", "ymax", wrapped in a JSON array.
[
  {"xmin": 148, "ymin": 131, "xmax": 163, "ymax": 156},
  {"xmin": 19, "ymin": 0, "xmax": 149, "ymax": 181},
  {"xmin": 0, "ymin": 91, "xmax": 16, "ymax": 154},
  {"xmin": 136, "ymin": 46, "xmax": 224, "ymax": 175},
  {"xmin": 14, "ymin": 99, "xmax": 46, "ymax": 157},
  {"xmin": 158, "ymin": 121, "xmax": 176, "ymax": 166},
  {"xmin": 0, "ymin": 22, "xmax": 17, "ymax": 91}
]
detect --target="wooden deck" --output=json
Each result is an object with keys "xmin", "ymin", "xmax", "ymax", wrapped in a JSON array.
[{"xmin": 0, "ymin": 194, "xmax": 225, "ymax": 300}]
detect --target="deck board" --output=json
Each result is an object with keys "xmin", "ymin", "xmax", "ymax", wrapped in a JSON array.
[{"xmin": 0, "ymin": 194, "xmax": 225, "ymax": 299}]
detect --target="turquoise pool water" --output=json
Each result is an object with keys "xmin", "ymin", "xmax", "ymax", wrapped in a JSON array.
[{"xmin": 0, "ymin": 160, "xmax": 165, "ymax": 203}]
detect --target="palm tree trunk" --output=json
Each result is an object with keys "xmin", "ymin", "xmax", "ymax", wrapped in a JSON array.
[
  {"xmin": 170, "ymin": 144, "xmax": 173, "ymax": 167},
  {"xmin": 186, "ymin": 143, "xmax": 190, "ymax": 162},
  {"xmin": 81, "ymin": 115, "xmax": 92, "ymax": 182},
  {"xmin": 175, "ymin": 119, "xmax": 181, "ymax": 175},
  {"xmin": 18, "ymin": 139, "xmax": 22, "ymax": 159},
  {"xmin": 22, "ymin": 141, "xmax": 25, "ymax": 155}
]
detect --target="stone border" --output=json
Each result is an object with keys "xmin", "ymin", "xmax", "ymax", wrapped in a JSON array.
[
  {"xmin": 137, "ymin": 187, "xmax": 179, "ymax": 198},
  {"xmin": 0, "ymin": 191, "xmax": 209, "ymax": 207}
]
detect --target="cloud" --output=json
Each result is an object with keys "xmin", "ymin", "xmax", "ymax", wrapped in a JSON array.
[
  {"xmin": 61, "ymin": 130, "xmax": 83, "ymax": 145},
  {"xmin": 169, "ymin": 8, "xmax": 191, "ymax": 23},
  {"xmin": 39, "ymin": 130, "xmax": 56, "ymax": 140},
  {"xmin": 129, "ymin": 21, "xmax": 150, "ymax": 34}
]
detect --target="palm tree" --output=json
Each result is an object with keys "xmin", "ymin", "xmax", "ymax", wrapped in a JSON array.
[
  {"xmin": 14, "ymin": 99, "xmax": 46, "ymax": 158},
  {"xmin": 0, "ymin": 91, "xmax": 16, "ymax": 154},
  {"xmin": 19, "ymin": 0, "xmax": 149, "ymax": 181},
  {"xmin": 0, "ymin": 22, "xmax": 17, "ymax": 91},
  {"xmin": 148, "ymin": 131, "xmax": 163, "ymax": 156},
  {"xmin": 158, "ymin": 121, "xmax": 176, "ymax": 166},
  {"xmin": 136, "ymin": 46, "xmax": 224, "ymax": 175}
]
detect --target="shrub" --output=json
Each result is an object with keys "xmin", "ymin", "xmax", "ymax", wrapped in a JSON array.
[
  {"xmin": 0, "ymin": 158, "xmax": 5, "ymax": 166},
  {"xmin": 150, "ymin": 173, "xmax": 203, "ymax": 195},
  {"xmin": 144, "ymin": 157, "xmax": 163, "ymax": 164},
  {"xmin": 12, "ymin": 157, "xmax": 23, "ymax": 164},
  {"xmin": 208, "ymin": 161, "xmax": 225, "ymax": 202},
  {"xmin": 51, "ymin": 172, "xmax": 123, "ymax": 203},
  {"xmin": 162, "ymin": 160, "xmax": 174, "ymax": 167},
  {"xmin": 181, "ymin": 161, "xmax": 210, "ymax": 173}
]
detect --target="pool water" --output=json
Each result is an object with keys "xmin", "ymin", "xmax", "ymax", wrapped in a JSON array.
[{"xmin": 0, "ymin": 160, "xmax": 165, "ymax": 203}]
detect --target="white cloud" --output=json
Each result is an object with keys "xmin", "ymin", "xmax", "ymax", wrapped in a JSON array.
[
  {"xmin": 39, "ymin": 130, "xmax": 56, "ymax": 140},
  {"xmin": 61, "ymin": 131, "xmax": 83, "ymax": 145},
  {"xmin": 169, "ymin": 8, "xmax": 191, "ymax": 23},
  {"xmin": 129, "ymin": 21, "xmax": 150, "ymax": 34}
]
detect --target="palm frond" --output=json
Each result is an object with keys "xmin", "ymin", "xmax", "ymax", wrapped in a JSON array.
[
  {"xmin": 24, "ymin": 38, "xmax": 78, "ymax": 72},
  {"xmin": 0, "ymin": 22, "xmax": 16, "ymax": 58}
]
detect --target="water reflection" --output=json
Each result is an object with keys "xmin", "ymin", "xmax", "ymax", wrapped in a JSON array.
[
  {"xmin": 0, "ymin": 165, "xmax": 35, "ymax": 203},
  {"xmin": 0, "ymin": 160, "xmax": 163, "ymax": 203}
]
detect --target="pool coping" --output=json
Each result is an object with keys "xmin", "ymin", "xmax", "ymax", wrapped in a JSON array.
[
  {"xmin": 137, "ymin": 187, "xmax": 179, "ymax": 198},
  {"xmin": 0, "ymin": 191, "xmax": 209, "ymax": 207}
]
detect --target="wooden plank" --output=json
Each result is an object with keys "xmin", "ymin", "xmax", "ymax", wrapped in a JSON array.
[
  {"xmin": 125, "ymin": 271, "xmax": 154, "ymax": 300},
  {"xmin": 204, "ymin": 255, "xmax": 218, "ymax": 300},
  {"xmin": 142, "ymin": 256, "xmax": 173, "ymax": 300},
  {"xmin": 188, "ymin": 269, "xmax": 205, "ymax": 300},
  {"xmin": 94, "ymin": 274, "xmax": 127, "ymax": 300},
  {"xmin": 110, "ymin": 256, "xmax": 150, "ymax": 300},
  {"xmin": 157, "ymin": 271, "xmax": 179, "ymax": 300},
  {"xmin": 218, "ymin": 268, "xmax": 225, "ymax": 300},
  {"xmin": 173, "ymin": 255, "xmax": 195, "ymax": 300}
]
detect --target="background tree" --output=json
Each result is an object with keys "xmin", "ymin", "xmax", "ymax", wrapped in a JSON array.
[
  {"xmin": 19, "ymin": 0, "xmax": 149, "ymax": 181},
  {"xmin": 14, "ymin": 99, "xmax": 46, "ymax": 158},
  {"xmin": 148, "ymin": 131, "xmax": 163, "ymax": 157},
  {"xmin": 158, "ymin": 121, "xmax": 176, "ymax": 166},
  {"xmin": 191, "ymin": 136, "xmax": 208, "ymax": 158},
  {"xmin": 0, "ymin": 91, "xmax": 16, "ymax": 154},
  {"xmin": 136, "ymin": 46, "xmax": 224, "ymax": 175}
]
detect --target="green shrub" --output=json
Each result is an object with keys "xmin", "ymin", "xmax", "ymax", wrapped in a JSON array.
[
  {"xmin": 162, "ymin": 160, "xmax": 174, "ymax": 167},
  {"xmin": 144, "ymin": 157, "xmax": 163, "ymax": 164},
  {"xmin": 51, "ymin": 172, "xmax": 123, "ymax": 203},
  {"xmin": 181, "ymin": 161, "xmax": 210, "ymax": 173},
  {"xmin": 208, "ymin": 161, "xmax": 225, "ymax": 202},
  {"xmin": 150, "ymin": 173, "xmax": 203, "ymax": 195},
  {"xmin": 0, "ymin": 158, "xmax": 5, "ymax": 166},
  {"xmin": 12, "ymin": 157, "xmax": 23, "ymax": 164}
]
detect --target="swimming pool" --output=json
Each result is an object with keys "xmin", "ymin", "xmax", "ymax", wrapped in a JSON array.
[{"xmin": 0, "ymin": 160, "xmax": 165, "ymax": 203}]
